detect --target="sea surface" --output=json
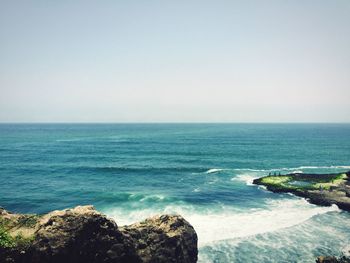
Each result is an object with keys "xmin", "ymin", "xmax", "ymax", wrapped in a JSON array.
[{"xmin": 1, "ymin": 123, "xmax": 350, "ymax": 262}]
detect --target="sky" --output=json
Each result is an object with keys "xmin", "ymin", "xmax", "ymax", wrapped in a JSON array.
[{"xmin": 0, "ymin": 0, "xmax": 349, "ymax": 123}]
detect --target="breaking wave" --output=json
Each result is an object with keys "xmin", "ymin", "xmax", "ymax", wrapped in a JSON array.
[{"xmin": 104, "ymin": 198, "xmax": 339, "ymax": 247}]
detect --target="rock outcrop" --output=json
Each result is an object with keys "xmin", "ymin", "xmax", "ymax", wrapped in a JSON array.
[
  {"xmin": 253, "ymin": 171, "xmax": 350, "ymax": 212},
  {"xmin": 0, "ymin": 206, "xmax": 198, "ymax": 263},
  {"xmin": 253, "ymin": 171, "xmax": 350, "ymax": 262},
  {"xmin": 316, "ymin": 255, "xmax": 350, "ymax": 263}
]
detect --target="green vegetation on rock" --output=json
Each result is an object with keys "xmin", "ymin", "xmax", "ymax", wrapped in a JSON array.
[
  {"xmin": 313, "ymin": 173, "xmax": 347, "ymax": 190},
  {"xmin": 0, "ymin": 214, "xmax": 36, "ymax": 249},
  {"xmin": 0, "ymin": 225, "xmax": 34, "ymax": 249},
  {"xmin": 0, "ymin": 225, "xmax": 15, "ymax": 248},
  {"xmin": 255, "ymin": 172, "xmax": 348, "ymax": 191},
  {"xmin": 259, "ymin": 175, "xmax": 296, "ymax": 190},
  {"xmin": 253, "ymin": 171, "xmax": 350, "ymax": 212}
]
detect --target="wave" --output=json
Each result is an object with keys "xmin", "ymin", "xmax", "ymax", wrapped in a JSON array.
[
  {"xmin": 193, "ymin": 187, "xmax": 201, "ymax": 192},
  {"xmin": 231, "ymin": 174, "xmax": 257, "ymax": 186},
  {"xmin": 299, "ymin": 165, "xmax": 350, "ymax": 169},
  {"xmin": 205, "ymin": 168, "xmax": 225, "ymax": 174},
  {"xmin": 270, "ymin": 165, "xmax": 350, "ymax": 171},
  {"xmin": 291, "ymin": 170, "xmax": 303, "ymax": 174},
  {"xmin": 198, "ymin": 207, "xmax": 350, "ymax": 263},
  {"xmin": 190, "ymin": 199, "xmax": 339, "ymax": 246},
  {"xmin": 232, "ymin": 168, "xmax": 268, "ymax": 172},
  {"xmin": 68, "ymin": 165, "xmax": 350, "ymax": 176},
  {"xmin": 204, "ymin": 165, "xmax": 350, "ymax": 175},
  {"xmin": 78, "ymin": 165, "xmax": 204, "ymax": 174},
  {"xmin": 104, "ymin": 198, "xmax": 339, "ymax": 247},
  {"xmin": 238, "ymin": 165, "xmax": 350, "ymax": 171},
  {"xmin": 98, "ymin": 192, "xmax": 174, "ymax": 203}
]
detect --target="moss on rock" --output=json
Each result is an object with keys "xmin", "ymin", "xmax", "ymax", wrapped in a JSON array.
[{"xmin": 253, "ymin": 171, "xmax": 350, "ymax": 211}]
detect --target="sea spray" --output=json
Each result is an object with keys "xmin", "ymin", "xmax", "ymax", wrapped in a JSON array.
[{"xmin": 104, "ymin": 197, "xmax": 339, "ymax": 246}]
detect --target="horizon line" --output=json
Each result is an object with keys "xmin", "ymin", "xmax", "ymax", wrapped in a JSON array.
[{"xmin": 0, "ymin": 121, "xmax": 350, "ymax": 125}]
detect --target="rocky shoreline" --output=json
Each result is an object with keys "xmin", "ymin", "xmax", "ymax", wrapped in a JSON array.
[
  {"xmin": 0, "ymin": 205, "xmax": 198, "ymax": 263},
  {"xmin": 253, "ymin": 171, "xmax": 350, "ymax": 212},
  {"xmin": 2, "ymin": 171, "xmax": 350, "ymax": 263},
  {"xmin": 253, "ymin": 170, "xmax": 350, "ymax": 262}
]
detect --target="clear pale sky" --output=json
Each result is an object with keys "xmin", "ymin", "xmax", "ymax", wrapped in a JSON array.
[{"xmin": 0, "ymin": 0, "xmax": 349, "ymax": 122}]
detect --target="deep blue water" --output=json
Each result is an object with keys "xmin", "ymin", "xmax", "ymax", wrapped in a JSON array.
[{"xmin": 0, "ymin": 123, "xmax": 350, "ymax": 262}]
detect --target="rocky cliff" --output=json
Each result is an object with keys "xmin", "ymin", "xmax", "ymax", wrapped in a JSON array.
[{"xmin": 0, "ymin": 205, "xmax": 198, "ymax": 263}]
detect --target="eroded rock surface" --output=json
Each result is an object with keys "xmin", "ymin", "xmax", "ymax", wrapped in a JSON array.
[
  {"xmin": 121, "ymin": 214, "xmax": 198, "ymax": 263},
  {"xmin": 0, "ymin": 206, "xmax": 198, "ymax": 263}
]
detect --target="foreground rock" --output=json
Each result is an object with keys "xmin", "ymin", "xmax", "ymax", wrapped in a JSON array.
[
  {"xmin": 253, "ymin": 171, "xmax": 350, "ymax": 212},
  {"xmin": 0, "ymin": 206, "xmax": 198, "ymax": 263},
  {"xmin": 316, "ymin": 254, "xmax": 350, "ymax": 263}
]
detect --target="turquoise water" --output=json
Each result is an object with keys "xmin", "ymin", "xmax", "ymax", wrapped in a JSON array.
[{"xmin": 0, "ymin": 123, "xmax": 350, "ymax": 262}]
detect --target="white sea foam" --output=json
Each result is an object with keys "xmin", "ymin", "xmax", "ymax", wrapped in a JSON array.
[
  {"xmin": 202, "ymin": 165, "xmax": 349, "ymax": 176},
  {"xmin": 231, "ymin": 174, "xmax": 257, "ymax": 186},
  {"xmin": 343, "ymin": 245, "xmax": 350, "ymax": 257},
  {"xmin": 298, "ymin": 165, "xmax": 350, "ymax": 169},
  {"xmin": 138, "ymin": 194, "xmax": 165, "ymax": 202},
  {"xmin": 103, "ymin": 164, "xmax": 346, "ymax": 248},
  {"xmin": 231, "ymin": 165, "xmax": 350, "ymax": 172},
  {"xmin": 232, "ymin": 168, "xmax": 267, "ymax": 172},
  {"xmin": 189, "ymin": 200, "xmax": 339, "ymax": 246},
  {"xmin": 105, "ymin": 198, "xmax": 339, "ymax": 247},
  {"xmin": 331, "ymin": 165, "xmax": 350, "ymax": 169},
  {"xmin": 198, "ymin": 209, "xmax": 350, "ymax": 263},
  {"xmin": 205, "ymin": 168, "xmax": 225, "ymax": 174},
  {"xmin": 274, "ymin": 165, "xmax": 350, "ymax": 171}
]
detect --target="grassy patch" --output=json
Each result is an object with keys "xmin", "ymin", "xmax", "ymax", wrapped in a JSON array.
[
  {"xmin": 259, "ymin": 175, "xmax": 297, "ymax": 190},
  {"xmin": 0, "ymin": 225, "xmax": 34, "ymax": 249},
  {"xmin": 256, "ymin": 172, "xmax": 348, "ymax": 192},
  {"xmin": 0, "ymin": 225, "xmax": 15, "ymax": 248},
  {"xmin": 0, "ymin": 216, "xmax": 36, "ymax": 249},
  {"xmin": 313, "ymin": 173, "xmax": 347, "ymax": 190},
  {"xmin": 260, "ymin": 176, "xmax": 292, "ymax": 185}
]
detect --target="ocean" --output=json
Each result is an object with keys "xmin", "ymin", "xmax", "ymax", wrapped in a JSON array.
[{"xmin": 0, "ymin": 123, "xmax": 350, "ymax": 262}]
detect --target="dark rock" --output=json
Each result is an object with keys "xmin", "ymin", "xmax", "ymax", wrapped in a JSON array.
[
  {"xmin": 0, "ymin": 206, "xmax": 198, "ymax": 263},
  {"xmin": 121, "ymin": 214, "xmax": 198, "ymax": 263},
  {"xmin": 316, "ymin": 256, "xmax": 340, "ymax": 263},
  {"xmin": 316, "ymin": 255, "xmax": 350, "ymax": 263}
]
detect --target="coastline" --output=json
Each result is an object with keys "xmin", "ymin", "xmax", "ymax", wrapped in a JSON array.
[
  {"xmin": 253, "ymin": 171, "xmax": 350, "ymax": 212},
  {"xmin": 253, "ymin": 171, "xmax": 350, "ymax": 262}
]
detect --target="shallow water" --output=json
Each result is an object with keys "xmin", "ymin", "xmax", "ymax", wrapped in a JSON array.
[{"xmin": 0, "ymin": 123, "xmax": 349, "ymax": 262}]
